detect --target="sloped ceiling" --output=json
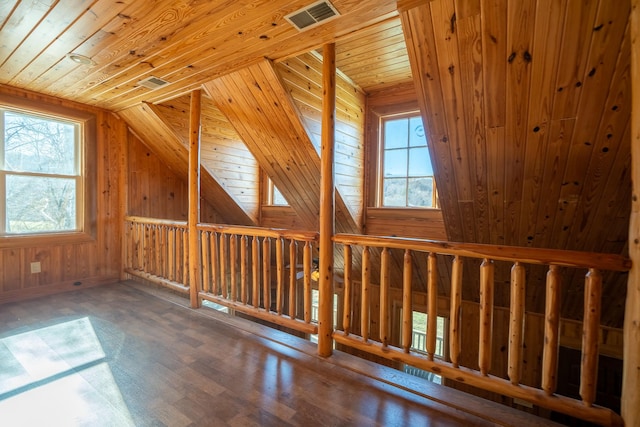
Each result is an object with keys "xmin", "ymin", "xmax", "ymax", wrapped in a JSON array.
[
  {"xmin": 399, "ymin": 0, "xmax": 631, "ymax": 258},
  {"xmin": 203, "ymin": 59, "xmax": 360, "ymax": 234},
  {"xmin": 118, "ymin": 102, "xmax": 256, "ymax": 225}
]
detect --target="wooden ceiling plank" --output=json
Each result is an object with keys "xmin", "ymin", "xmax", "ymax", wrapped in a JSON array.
[
  {"xmin": 0, "ymin": 1, "xmax": 20, "ymax": 30},
  {"xmin": 456, "ymin": 3, "xmax": 490, "ymax": 243},
  {"xmin": 0, "ymin": 0, "xmax": 92, "ymax": 84},
  {"xmin": 401, "ymin": 3, "xmax": 464, "ymax": 242},
  {"xmin": 549, "ymin": 0, "xmax": 630, "ymax": 250},
  {"xmin": 430, "ymin": 0, "xmax": 478, "ymax": 242},
  {"xmin": 517, "ymin": 0, "xmax": 567, "ymax": 247},
  {"xmin": 503, "ymin": 0, "xmax": 536, "ymax": 246},
  {"xmin": 551, "ymin": 0, "xmax": 600, "ymax": 120},
  {"xmin": 486, "ymin": 126, "xmax": 506, "ymax": 245},
  {"xmin": 480, "ymin": 0, "xmax": 507, "ymax": 129},
  {"xmin": 532, "ymin": 118, "xmax": 576, "ymax": 249},
  {"xmin": 0, "ymin": 0, "xmax": 53, "ymax": 66},
  {"xmin": 565, "ymin": 23, "xmax": 631, "ymax": 252}
]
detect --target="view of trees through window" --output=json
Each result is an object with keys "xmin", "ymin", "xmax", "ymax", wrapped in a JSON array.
[
  {"xmin": 381, "ymin": 114, "xmax": 436, "ymax": 208},
  {"xmin": 1, "ymin": 109, "xmax": 80, "ymax": 234}
]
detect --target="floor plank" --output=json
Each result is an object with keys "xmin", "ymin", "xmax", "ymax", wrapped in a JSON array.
[{"xmin": 0, "ymin": 283, "xmax": 552, "ymax": 426}]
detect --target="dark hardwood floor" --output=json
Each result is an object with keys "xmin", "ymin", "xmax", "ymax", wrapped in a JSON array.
[{"xmin": 0, "ymin": 282, "xmax": 554, "ymax": 426}]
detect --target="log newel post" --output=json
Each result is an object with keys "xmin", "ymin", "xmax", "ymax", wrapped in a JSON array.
[
  {"xmin": 318, "ymin": 42, "xmax": 336, "ymax": 357},
  {"xmin": 188, "ymin": 89, "xmax": 202, "ymax": 308},
  {"xmin": 623, "ymin": 0, "xmax": 640, "ymax": 424}
]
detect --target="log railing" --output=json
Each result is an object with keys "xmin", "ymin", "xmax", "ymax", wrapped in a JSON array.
[
  {"xmin": 124, "ymin": 216, "xmax": 190, "ymax": 294},
  {"xmin": 196, "ymin": 223, "xmax": 319, "ymax": 335},
  {"xmin": 333, "ymin": 233, "xmax": 630, "ymax": 427}
]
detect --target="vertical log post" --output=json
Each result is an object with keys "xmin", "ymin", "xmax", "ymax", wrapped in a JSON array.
[
  {"xmin": 580, "ymin": 268, "xmax": 602, "ymax": 407},
  {"xmin": 211, "ymin": 232, "xmax": 219, "ymax": 295},
  {"xmin": 402, "ymin": 249, "xmax": 413, "ymax": 353},
  {"xmin": 479, "ymin": 258, "xmax": 495, "ymax": 376},
  {"xmin": 508, "ymin": 262, "xmax": 526, "ymax": 385},
  {"xmin": 262, "ymin": 238, "xmax": 271, "ymax": 310},
  {"xmin": 220, "ymin": 234, "xmax": 227, "ymax": 298},
  {"xmin": 623, "ymin": 0, "xmax": 640, "ymax": 423},
  {"xmin": 449, "ymin": 256, "xmax": 463, "ymax": 367},
  {"xmin": 188, "ymin": 89, "xmax": 201, "ymax": 308},
  {"xmin": 343, "ymin": 244, "xmax": 352, "ymax": 335},
  {"xmin": 542, "ymin": 264, "xmax": 561, "ymax": 395},
  {"xmin": 230, "ymin": 235, "xmax": 237, "ymax": 301},
  {"xmin": 426, "ymin": 253, "xmax": 438, "ymax": 361},
  {"xmin": 276, "ymin": 237, "xmax": 284, "ymax": 314},
  {"xmin": 318, "ymin": 42, "xmax": 336, "ymax": 357},
  {"xmin": 201, "ymin": 232, "xmax": 210, "ymax": 293}
]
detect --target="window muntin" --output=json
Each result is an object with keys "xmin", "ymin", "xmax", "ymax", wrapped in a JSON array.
[
  {"xmin": 1, "ymin": 108, "xmax": 83, "ymax": 235},
  {"xmin": 379, "ymin": 113, "xmax": 436, "ymax": 208}
]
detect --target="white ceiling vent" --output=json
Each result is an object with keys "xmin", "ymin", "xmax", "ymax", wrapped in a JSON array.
[
  {"xmin": 137, "ymin": 76, "xmax": 170, "ymax": 90},
  {"xmin": 285, "ymin": 0, "xmax": 340, "ymax": 31}
]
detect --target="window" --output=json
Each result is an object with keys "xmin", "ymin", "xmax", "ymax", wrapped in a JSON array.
[
  {"xmin": 1, "ymin": 107, "xmax": 84, "ymax": 236},
  {"xmin": 266, "ymin": 177, "xmax": 288, "ymax": 206},
  {"xmin": 378, "ymin": 113, "xmax": 437, "ymax": 208},
  {"xmin": 401, "ymin": 310, "xmax": 446, "ymax": 384}
]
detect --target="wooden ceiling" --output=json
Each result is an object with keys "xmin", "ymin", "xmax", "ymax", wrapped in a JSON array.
[{"xmin": 0, "ymin": 0, "xmax": 403, "ymax": 110}]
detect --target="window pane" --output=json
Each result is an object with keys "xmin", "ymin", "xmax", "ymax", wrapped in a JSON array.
[
  {"xmin": 383, "ymin": 148, "xmax": 407, "ymax": 178},
  {"xmin": 272, "ymin": 185, "xmax": 288, "ymax": 205},
  {"xmin": 408, "ymin": 147, "xmax": 433, "ymax": 176},
  {"xmin": 409, "ymin": 116, "xmax": 427, "ymax": 147},
  {"xmin": 383, "ymin": 118, "xmax": 408, "ymax": 149},
  {"xmin": 383, "ymin": 177, "xmax": 407, "ymax": 206},
  {"xmin": 407, "ymin": 177, "xmax": 434, "ymax": 207},
  {"xmin": 6, "ymin": 175, "xmax": 77, "ymax": 233},
  {"xmin": 4, "ymin": 111, "xmax": 76, "ymax": 174}
]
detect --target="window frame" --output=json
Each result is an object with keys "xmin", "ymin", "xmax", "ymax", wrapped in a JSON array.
[
  {"xmin": 0, "ymin": 93, "xmax": 96, "ymax": 246},
  {"xmin": 264, "ymin": 175, "xmax": 288, "ymax": 206},
  {"xmin": 373, "ymin": 109, "xmax": 438, "ymax": 209}
]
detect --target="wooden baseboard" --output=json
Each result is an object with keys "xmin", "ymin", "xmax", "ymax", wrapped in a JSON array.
[{"xmin": 0, "ymin": 275, "xmax": 119, "ymax": 305}]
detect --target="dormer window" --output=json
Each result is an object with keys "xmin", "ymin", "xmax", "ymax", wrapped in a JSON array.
[{"xmin": 377, "ymin": 112, "xmax": 437, "ymax": 208}]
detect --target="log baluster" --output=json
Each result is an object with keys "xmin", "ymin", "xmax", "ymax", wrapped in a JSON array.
[
  {"xmin": 303, "ymin": 241, "xmax": 312, "ymax": 323},
  {"xmin": 380, "ymin": 247, "xmax": 390, "ymax": 347},
  {"xmin": 402, "ymin": 249, "xmax": 413, "ymax": 353},
  {"xmin": 342, "ymin": 244, "xmax": 352, "ymax": 335},
  {"xmin": 230, "ymin": 234, "xmax": 237, "ymax": 301},
  {"xmin": 182, "ymin": 228, "xmax": 189, "ymax": 286},
  {"xmin": 201, "ymin": 231, "xmax": 210, "ymax": 293},
  {"xmin": 508, "ymin": 262, "xmax": 526, "ymax": 385},
  {"xmin": 159, "ymin": 226, "xmax": 167, "ymax": 279},
  {"xmin": 219, "ymin": 233, "xmax": 227, "ymax": 298},
  {"xmin": 450, "ymin": 256, "xmax": 463, "ymax": 367},
  {"xmin": 361, "ymin": 246, "xmax": 371, "ymax": 342},
  {"xmin": 479, "ymin": 258, "xmax": 495, "ymax": 376},
  {"xmin": 289, "ymin": 239, "xmax": 297, "ymax": 319},
  {"xmin": 210, "ymin": 232, "xmax": 219, "ymax": 295},
  {"xmin": 427, "ymin": 252, "xmax": 438, "ymax": 360},
  {"xmin": 262, "ymin": 237, "xmax": 271, "ymax": 310},
  {"xmin": 241, "ymin": 235, "xmax": 248, "ymax": 304},
  {"xmin": 252, "ymin": 236, "xmax": 260, "ymax": 307},
  {"xmin": 580, "ymin": 268, "xmax": 602, "ymax": 407},
  {"xmin": 154, "ymin": 225, "xmax": 161, "ymax": 275},
  {"xmin": 168, "ymin": 227, "xmax": 175, "ymax": 282},
  {"xmin": 542, "ymin": 264, "xmax": 561, "ymax": 395},
  {"xmin": 276, "ymin": 237, "xmax": 284, "ymax": 315}
]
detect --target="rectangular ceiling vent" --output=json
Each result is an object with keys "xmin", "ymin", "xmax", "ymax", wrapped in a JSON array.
[
  {"xmin": 137, "ymin": 76, "xmax": 170, "ymax": 90},
  {"xmin": 285, "ymin": 0, "xmax": 340, "ymax": 31}
]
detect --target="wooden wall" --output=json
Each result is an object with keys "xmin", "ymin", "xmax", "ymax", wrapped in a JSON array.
[
  {"xmin": 276, "ymin": 52, "xmax": 366, "ymax": 224},
  {"xmin": 127, "ymin": 132, "xmax": 222, "ymax": 223},
  {"xmin": 0, "ymin": 85, "xmax": 124, "ymax": 302}
]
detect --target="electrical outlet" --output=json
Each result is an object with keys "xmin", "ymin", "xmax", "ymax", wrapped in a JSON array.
[{"xmin": 30, "ymin": 262, "xmax": 41, "ymax": 274}]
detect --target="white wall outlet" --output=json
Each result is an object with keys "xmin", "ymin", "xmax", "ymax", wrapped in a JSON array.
[{"xmin": 30, "ymin": 262, "xmax": 41, "ymax": 274}]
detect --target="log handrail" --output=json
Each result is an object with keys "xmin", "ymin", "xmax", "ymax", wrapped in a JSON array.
[{"xmin": 333, "ymin": 234, "xmax": 631, "ymax": 272}]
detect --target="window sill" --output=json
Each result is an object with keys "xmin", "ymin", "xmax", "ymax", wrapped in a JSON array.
[{"xmin": 0, "ymin": 231, "xmax": 95, "ymax": 248}]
